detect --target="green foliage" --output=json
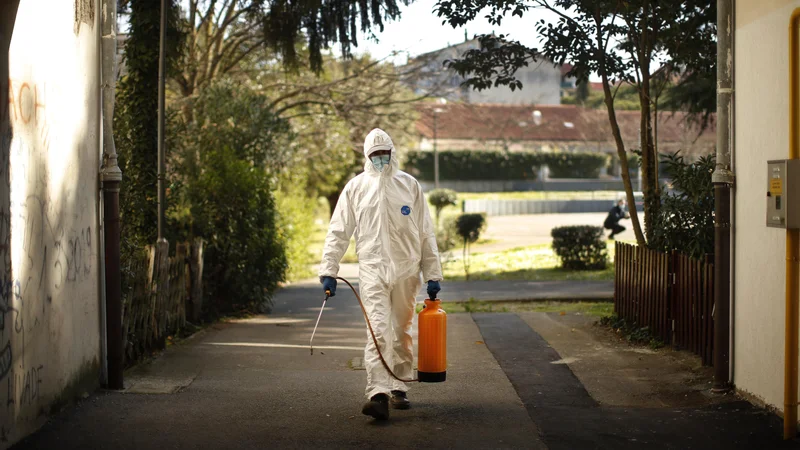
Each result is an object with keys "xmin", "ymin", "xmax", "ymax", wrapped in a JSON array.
[
  {"xmin": 405, "ymin": 151, "xmax": 540, "ymax": 181},
  {"xmin": 649, "ymin": 152, "xmax": 715, "ymax": 259},
  {"xmin": 600, "ymin": 315, "xmax": 665, "ymax": 349},
  {"xmin": 455, "ymin": 214, "xmax": 486, "ymax": 245},
  {"xmin": 276, "ymin": 177, "xmax": 318, "ymax": 281},
  {"xmin": 115, "ymin": 0, "xmax": 184, "ymax": 249},
  {"xmin": 436, "ymin": 215, "xmax": 459, "ymax": 253},
  {"xmin": 542, "ymin": 152, "xmax": 610, "ymax": 179},
  {"xmin": 562, "ymin": 84, "xmax": 642, "ymax": 111},
  {"xmin": 180, "ymin": 145, "xmax": 287, "ymax": 315},
  {"xmin": 428, "ymin": 189, "xmax": 458, "ymax": 225},
  {"xmin": 551, "ymin": 226, "xmax": 608, "ymax": 270},
  {"xmin": 455, "ymin": 213, "xmax": 487, "ymax": 280},
  {"xmin": 405, "ymin": 151, "xmax": 613, "ymax": 181},
  {"xmin": 170, "ymin": 80, "xmax": 293, "ymax": 314}
]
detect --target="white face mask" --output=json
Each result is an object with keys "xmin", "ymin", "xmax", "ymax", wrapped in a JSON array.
[{"xmin": 370, "ymin": 154, "xmax": 391, "ymax": 172}]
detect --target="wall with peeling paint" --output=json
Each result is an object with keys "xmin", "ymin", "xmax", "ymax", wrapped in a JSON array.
[
  {"xmin": 733, "ymin": 0, "xmax": 800, "ymax": 413},
  {"xmin": 1, "ymin": 0, "xmax": 102, "ymax": 446}
]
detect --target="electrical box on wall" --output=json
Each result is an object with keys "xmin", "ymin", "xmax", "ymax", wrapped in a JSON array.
[{"xmin": 767, "ymin": 159, "xmax": 800, "ymax": 228}]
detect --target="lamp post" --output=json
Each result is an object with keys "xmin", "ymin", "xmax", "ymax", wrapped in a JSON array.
[
  {"xmin": 157, "ymin": 0, "xmax": 167, "ymax": 241},
  {"xmin": 432, "ymin": 98, "xmax": 447, "ymax": 189}
]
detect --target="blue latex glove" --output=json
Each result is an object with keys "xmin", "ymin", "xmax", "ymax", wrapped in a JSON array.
[
  {"xmin": 427, "ymin": 280, "xmax": 441, "ymax": 300},
  {"xmin": 321, "ymin": 276, "xmax": 337, "ymax": 297}
]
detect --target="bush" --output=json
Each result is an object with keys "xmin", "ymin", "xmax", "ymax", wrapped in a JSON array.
[
  {"xmin": 436, "ymin": 215, "xmax": 459, "ymax": 253},
  {"xmin": 542, "ymin": 152, "xmax": 610, "ymax": 178},
  {"xmin": 455, "ymin": 213, "xmax": 487, "ymax": 280},
  {"xmin": 183, "ymin": 146, "xmax": 287, "ymax": 314},
  {"xmin": 404, "ymin": 150, "xmax": 611, "ymax": 181},
  {"xmin": 551, "ymin": 226, "xmax": 608, "ymax": 270},
  {"xmin": 649, "ymin": 152, "xmax": 715, "ymax": 259},
  {"xmin": 170, "ymin": 80, "xmax": 292, "ymax": 315},
  {"xmin": 428, "ymin": 189, "xmax": 458, "ymax": 225},
  {"xmin": 405, "ymin": 151, "xmax": 541, "ymax": 181}
]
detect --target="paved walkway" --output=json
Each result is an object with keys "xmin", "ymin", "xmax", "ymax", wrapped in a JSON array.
[{"xmin": 13, "ymin": 283, "xmax": 797, "ymax": 449}]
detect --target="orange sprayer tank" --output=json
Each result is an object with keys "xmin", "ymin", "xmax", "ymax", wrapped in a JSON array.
[{"xmin": 417, "ymin": 298, "xmax": 446, "ymax": 382}]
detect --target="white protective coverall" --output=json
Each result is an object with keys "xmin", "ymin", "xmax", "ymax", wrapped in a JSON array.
[{"xmin": 319, "ymin": 128, "xmax": 443, "ymax": 400}]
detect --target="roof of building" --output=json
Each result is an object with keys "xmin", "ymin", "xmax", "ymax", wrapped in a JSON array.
[{"xmin": 414, "ymin": 103, "xmax": 715, "ymax": 152}]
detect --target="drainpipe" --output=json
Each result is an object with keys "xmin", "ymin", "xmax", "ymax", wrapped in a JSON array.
[
  {"xmin": 711, "ymin": 0, "xmax": 734, "ymax": 393},
  {"xmin": 786, "ymin": 8, "xmax": 800, "ymax": 440},
  {"xmin": 100, "ymin": 0, "xmax": 123, "ymax": 390}
]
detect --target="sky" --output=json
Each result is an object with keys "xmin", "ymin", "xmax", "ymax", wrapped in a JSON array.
[{"xmin": 340, "ymin": 0, "xmax": 560, "ymax": 64}]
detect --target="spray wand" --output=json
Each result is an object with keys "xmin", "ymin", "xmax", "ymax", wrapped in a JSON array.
[{"xmin": 308, "ymin": 277, "xmax": 418, "ymax": 383}]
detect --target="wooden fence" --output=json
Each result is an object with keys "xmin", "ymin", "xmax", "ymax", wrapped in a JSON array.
[
  {"xmin": 122, "ymin": 238, "xmax": 204, "ymax": 364},
  {"xmin": 614, "ymin": 242, "xmax": 715, "ymax": 365}
]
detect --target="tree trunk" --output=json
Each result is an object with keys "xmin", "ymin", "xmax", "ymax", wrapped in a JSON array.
[
  {"xmin": 640, "ymin": 70, "xmax": 658, "ymax": 245},
  {"xmin": 326, "ymin": 191, "xmax": 340, "ymax": 220},
  {"xmin": 595, "ymin": 20, "xmax": 646, "ymax": 246}
]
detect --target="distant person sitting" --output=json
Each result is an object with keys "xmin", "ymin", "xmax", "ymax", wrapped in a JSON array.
[{"xmin": 604, "ymin": 199, "xmax": 629, "ymax": 240}]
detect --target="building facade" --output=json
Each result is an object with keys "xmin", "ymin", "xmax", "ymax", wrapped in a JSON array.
[
  {"xmin": 732, "ymin": 0, "xmax": 800, "ymax": 414},
  {"xmin": 1, "ymin": 1, "xmax": 104, "ymax": 446},
  {"xmin": 404, "ymin": 38, "xmax": 569, "ymax": 105}
]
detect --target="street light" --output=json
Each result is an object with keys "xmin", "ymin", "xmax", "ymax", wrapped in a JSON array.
[{"xmin": 432, "ymin": 98, "xmax": 447, "ymax": 189}]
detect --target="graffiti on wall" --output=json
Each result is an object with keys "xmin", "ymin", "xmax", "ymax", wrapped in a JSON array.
[{"xmin": 0, "ymin": 76, "xmax": 96, "ymax": 441}]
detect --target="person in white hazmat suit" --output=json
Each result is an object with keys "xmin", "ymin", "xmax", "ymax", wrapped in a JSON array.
[{"xmin": 319, "ymin": 128, "xmax": 443, "ymax": 421}]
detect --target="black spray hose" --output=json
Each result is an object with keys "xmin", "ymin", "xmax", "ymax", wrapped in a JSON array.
[{"xmin": 337, "ymin": 276, "xmax": 419, "ymax": 383}]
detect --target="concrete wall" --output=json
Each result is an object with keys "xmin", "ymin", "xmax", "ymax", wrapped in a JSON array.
[
  {"xmin": 463, "ymin": 198, "xmax": 643, "ymax": 216},
  {"xmin": 419, "ymin": 179, "xmax": 641, "ymax": 193},
  {"xmin": 733, "ymin": 0, "xmax": 800, "ymax": 412},
  {"xmin": 0, "ymin": 0, "xmax": 102, "ymax": 446}
]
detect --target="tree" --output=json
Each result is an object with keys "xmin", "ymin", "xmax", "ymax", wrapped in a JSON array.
[
  {"xmin": 428, "ymin": 189, "xmax": 458, "ymax": 226},
  {"xmin": 162, "ymin": 0, "xmax": 410, "ymax": 122},
  {"xmin": 575, "ymin": 78, "xmax": 590, "ymax": 105},
  {"xmin": 455, "ymin": 213, "xmax": 486, "ymax": 280},
  {"xmin": 434, "ymin": 0, "xmax": 716, "ymax": 247}
]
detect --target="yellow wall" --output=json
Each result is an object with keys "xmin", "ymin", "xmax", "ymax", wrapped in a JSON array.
[{"xmin": 734, "ymin": 0, "xmax": 800, "ymax": 410}]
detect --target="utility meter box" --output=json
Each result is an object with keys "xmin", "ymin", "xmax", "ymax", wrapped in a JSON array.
[{"xmin": 767, "ymin": 159, "xmax": 800, "ymax": 228}]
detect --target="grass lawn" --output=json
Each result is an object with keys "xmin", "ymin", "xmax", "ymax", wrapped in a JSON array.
[
  {"xmin": 441, "ymin": 242, "xmax": 616, "ymax": 282},
  {"xmin": 416, "ymin": 300, "xmax": 613, "ymax": 316}
]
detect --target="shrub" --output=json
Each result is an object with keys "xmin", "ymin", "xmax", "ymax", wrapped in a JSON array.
[
  {"xmin": 649, "ymin": 152, "xmax": 715, "ymax": 259},
  {"xmin": 183, "ymin": 146, "xmax": 287, "ymax": 315},
  {"xmin": 404, "ymin": 150, "xmax": 611, "ymax": 181},
  {"xmin": 436, "ymin": 215, "xmax": 459, "ymax": 253},
  {"xmin": 404, "ymin": 151, "xmax": 541, "ymax": 181},
  {"xmin": 455, "ymin": 213, "xmax": 487, "ymax": 280},
  {"xmin": 428, "ymin": 189, "xmax": 458, "ymax": 225},
  {"xmin": 542, "ymin": 152, "xmax": 610, "ymax": 178},
  {"xmin": 170, "ymin": 80, "xmax": 292, "ymax": 315},
  {"xmin": 551, "ymin": 226, "xmax": 608, "ymax": 270}
]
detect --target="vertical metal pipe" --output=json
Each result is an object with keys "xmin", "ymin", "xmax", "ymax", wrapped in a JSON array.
[
  {"xmin": 433, "ymin": 112, "xmax": 439, "ymax": 189},
  {"xmin": 712, "ymin": 0, "xmax": 734, "ymax": 392},
  {"xmin": 100, "ymin": 0, "xmax": 123, "ymax": 390},
  {"xmin": 157, "ymin": 0, "xmax": 167, "ymax": 240},
  {"xmin": 103, "ymin": 181, "xmax": 123, "ymax": 389},
  {"xmin": 785, "ymin": 8, "xmax": 800, "ymax": 439}
]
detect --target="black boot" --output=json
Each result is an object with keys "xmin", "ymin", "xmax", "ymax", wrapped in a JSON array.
[
  {"xmin": 390, "ymin": 390, "xmax": 410, "ymax": 410},
  {"xmin": 362, "ymin": 393, "xmax": 390, "ymax": 420}
]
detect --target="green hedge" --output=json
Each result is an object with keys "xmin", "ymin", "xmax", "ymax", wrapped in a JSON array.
[
  {"xmin": 542, "ymin": 152, "xmax": 610, "ymax": 178},
  {"xmin": 404, "ymin": 150, "xmax": 610, "ymax": 181},
  {"xmin": 405, "ymin": 151, "xmax": 540, "ymax": 181},
  {"xmin": 551, "ymin": 226, "xmax": 608, "ymax": 270}
]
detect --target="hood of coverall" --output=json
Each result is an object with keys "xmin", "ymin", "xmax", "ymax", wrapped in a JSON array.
[{"xmin": 363, "ymin": 128, "xmax": 399, "ymax": 176}]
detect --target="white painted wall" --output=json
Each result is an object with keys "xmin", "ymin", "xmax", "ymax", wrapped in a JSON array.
[
  {"xmin": 1, "ymin": 0, "xmax": 102, "ymax": 445},
  {"xmin": 733, "ymin": 0, "xmax": 800, "ymax": 411}
]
